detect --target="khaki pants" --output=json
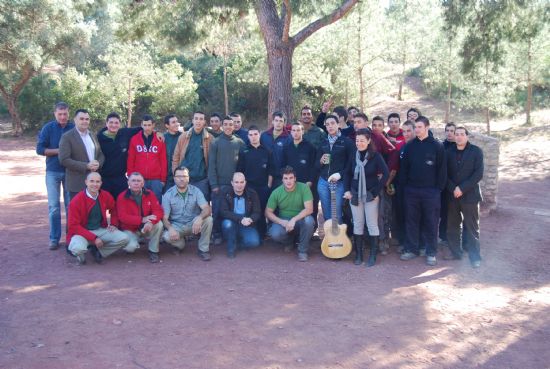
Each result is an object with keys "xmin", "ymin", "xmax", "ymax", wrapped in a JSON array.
[
  {"xmin": 123, "ymin": 222, "xmax": 163, "ymax": 253},
  {"xmin": 68, "ymin": 228, "xmax": 129, "ymax": 258},
  {"xmin": 351, "ymin": 197, "xmax": 380, "ymax": 236},
  {"xmin": 162, "ymin": 216, "xmax": 212, "ymax": 253}
]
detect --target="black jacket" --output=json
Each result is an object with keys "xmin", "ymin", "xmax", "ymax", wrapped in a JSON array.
[
  {"xmin": 97, "ymin": 126, "xmax": 141, "ymax": 178},
  {"xmin": 281, "ymin": 140, "xmax": 317, "ymax": 183},
  {"xmin": 446, "ymin": 142, "xmax": 484, "ymax": 203},
  {"xmin": 401, "ymin": 136, "xmax": 447, "ymax": 190},
  {"xmin": 316, "ymin": 135, "xmax": 355, "ymax": 180},
  {"xmin": 220, "ymin": 187, "xmax": 262, "ymax": 224},
  {"xmin": 344, "ymin": 151, "xmax": 389, "ymax": 204}
]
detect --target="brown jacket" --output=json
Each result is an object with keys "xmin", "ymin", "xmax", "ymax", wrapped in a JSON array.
[
  {"xmin": 171, "ymin": 128, "xmax": 212, "ymax": 173},
  {"xmin": 59, "ymin": 128, "xmax": 104, "ymax": 192}
]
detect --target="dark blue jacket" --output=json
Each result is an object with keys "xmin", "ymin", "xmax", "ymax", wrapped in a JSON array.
[
  {"xmin": 446, "ymin": 142, "xmax": 484, "ymax": 203},
  {"xmin": 36, "ymin": 120, "xmax": 75, "ymax": 172},
  {"xmin": 401, "ymin": 136, "xmax": 447, "ymax": 190},
  {"xmin": 97, "ymin": 126, "xmax": 141, "ymax": 178}
]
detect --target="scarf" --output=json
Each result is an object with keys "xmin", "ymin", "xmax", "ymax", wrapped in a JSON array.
[
  {"xmin": 328, "ymin": 131, "xmax": 341, "ymax": 149},
  {"xmin": 354, "ymin": 150, "xmax": 369, "ymax": 202}
]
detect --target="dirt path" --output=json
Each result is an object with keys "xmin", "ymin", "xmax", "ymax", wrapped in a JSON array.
[{"xmin": 0, "ymin": 136, "xmax": 549, "ymax": 369}]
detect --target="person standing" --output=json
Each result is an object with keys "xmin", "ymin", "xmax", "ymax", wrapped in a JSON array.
[
  {"xmin": 230, "ymin": 112, "xmax": 249, "ymax": 145},
  {"xmin": 97, "ymin": 112, "xmax": 141, "ymax": 198},
  {"xmin": 36, "ymin": 102, "xmax": 75, "ymax": 250},
  {"xmin": 439, "ymin": 122, "xmax": 457, "ymax": 244},
  {"xmin": 316, "ymin": 115, "xmax": 355, "ymax": 225},
  {"xmin": 207, "ymin": 113, "xmax": 223, "ymax": 138},
  {"xmin": 260, "ymin": 111, "xmax": 290, "ymax": 188},
  {"xmin": 445, "ymin": 126, "xmax": 484, "ymax": 268},
  {"xmin": 171, "ymin": 111, "xmax": 212, "ymax": 200},
  {"xmin": 400, "ymin": 116, "xmax": 447, "ymax": 266},
  {"xmin": 265, "ymin": 167, "xmax": 315, "ymax": 262},
  {"xmin": 236, "ymin": 125, "xmax": 275, "ymax": 238},
  {"xmin": 162, "ymin": 114, "xmax": 182, "ymax": 191},
  {"xmin": 344, "ymin": 128, "xmax": 389, "ymax": 266},
  {"xmin": 59, "ymin": 109, "xmax": 104, "ymax": 202},
  {"xmin": 127, "ymin": 114, "xmax": 167, "ymax": 202},
  {"xmin": 220, "ymin": 172, "xmax": 262, "ymax": 258}
]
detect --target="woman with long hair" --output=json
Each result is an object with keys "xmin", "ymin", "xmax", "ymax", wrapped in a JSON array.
[{"xmin": 344, "ymin": 128, "xmax": 389, "ymax": 267}]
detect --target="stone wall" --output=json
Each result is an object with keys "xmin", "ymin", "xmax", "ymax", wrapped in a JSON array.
[{"xmin": 432, "ymin": 128, "xmax": 500, "ymax": 213}]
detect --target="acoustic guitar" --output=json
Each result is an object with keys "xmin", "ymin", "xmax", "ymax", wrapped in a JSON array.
[{"xmin": 321, "ymin": 182, "xmax": 352, "ymax": 259}]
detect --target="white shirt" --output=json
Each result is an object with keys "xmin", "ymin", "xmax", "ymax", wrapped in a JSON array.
[{"xmin": 78, "ymin": 129, "xmax": 95, "ymax": 162}]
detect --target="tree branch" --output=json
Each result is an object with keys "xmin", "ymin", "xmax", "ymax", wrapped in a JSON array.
[
  {"xmin": 292, "ymin": 0, "xmax": 358, "ymax": 47},
  {"xmin": 281, "ymin": 0, "xmax": 291, "ymax": 43},
  {"xmin": 12, "ymin": 63, "xmax": 36, "ymax": 98}
]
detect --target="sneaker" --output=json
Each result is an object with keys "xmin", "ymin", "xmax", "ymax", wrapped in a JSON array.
[
  {"xmin": 396, "ymin": 245, "xmax": 404, "ymax": 254},
  {"xmin": 298, "ymin": 253, "xmax": 308, "ymax": 262},
  {"xmin": 49, "ymin": 241, "xmax": 60, "ymax": 250},
  {"xmin": 426, "ymin": 255, "xmax": 437, "ymax": 266},
  {"xmin": 198, "ymin": 251, "xmax": 211, "ymax": 261},
  {"xmin": 419, "ymin": 248, "xmax": 426, "ymax": 257},
  {"xmin": 400, "ymin": 252, "xmax": 417, "ymax": 261},
  {"xmin": 471, "ymin": 260, "xmax": 481, "ymax": 268},
  {"xmin": 148, "ymin": 251, "xmax": 160, "ymax": 263},
  {"xmin": 76, "ymin": 254, "xmax": 86, "ymax": 265}
]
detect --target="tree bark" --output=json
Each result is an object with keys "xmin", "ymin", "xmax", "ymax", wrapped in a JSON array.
[
  {"xmin": 445, "ymin": 44, "xmax": 452, "ymax": 123},
  {"xmin": 0, "ymin": 63, "xmax": 35, "ymax": 136},
  {"xmin": 484, "ymin": 60, "xmax": 490, "ymax": 134},
  {"xmin": 526, "ymin": 38, "xmax": 532, "ymax": 125},
  {"xmin": 127, "ymin": 77, "xmax": 133, "ymax": 127},
  {"xmin": 398, "ymin": 50, "xmax": 406, "ymax": 101},
  {"xmin": 357, "ymin": 4, "xmax": 364, "ymax": 111},
  {"xmin": 255, "ymin": 0, "xmax": 359, "ymax": 125},
  {"xmin": 223, "ymin": 56, "xmax": 229, "ymax": 116}
]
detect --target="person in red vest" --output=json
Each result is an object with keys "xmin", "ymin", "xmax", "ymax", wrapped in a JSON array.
[
  {"xmin": 67, "ymin": 172, "xmax": 129, "ymax": 265},
  {"xmin": 127, "ymin": 114, "xmax": 167, "ymax": 202},
  {"xmin": 117, "ymin": 172, "xmax": 164, "ymax": 263}
]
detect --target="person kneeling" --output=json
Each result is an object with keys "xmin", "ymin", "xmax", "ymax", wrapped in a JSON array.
[
  {"xmin": 68, "ymin": 172, "xmax": 129, "ymax": 265},
  {"xmin": 220, "ymin": 172, "xmax": 262, "ymax": 258},
  {"xmin": 265, "ymin": 166, "xmax": 315, "ymax": 262},
  {"xmin": 117, "ymin": 172, "xmax": 164, "ymax": 263},
  {"xmin": 162, "ymin": 166, "xmax": 213, "ymax": 261}
]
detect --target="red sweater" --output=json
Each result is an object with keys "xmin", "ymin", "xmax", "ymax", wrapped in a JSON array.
[
  {"xmin": 127, "ymin": 132, "xmax": 167, "ymax": 182},
  {"xmin": 67, "ymin": 190, "xmax": 118, "ymax": 244},
  {"xmin": 116, "ymin": 189, "xmax": 164, "ymax": 232}
]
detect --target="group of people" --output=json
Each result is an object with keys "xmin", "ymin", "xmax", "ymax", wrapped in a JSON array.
[{"xmin": 36, "ymin": 100, "xmax": 484, "ymax": 268}]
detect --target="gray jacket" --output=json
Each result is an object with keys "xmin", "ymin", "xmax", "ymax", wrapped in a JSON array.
[{"xmin": 208, "ymin": 133, "xmax": 244, "ymax": 188}]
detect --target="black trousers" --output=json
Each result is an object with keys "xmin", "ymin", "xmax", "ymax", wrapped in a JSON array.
[
  {"xmin": 248, "ymin": 184, "xmax": 271, "ymax": 238},
  {"xmin": 101, "ymin": 176, "xmax": 128, "ymax": 199},
  {"xmin": 439, "ymin": 192, "xmax": 449, "ymax": 241},
  {"xmin": 404, "ymin": 186, "xmax": 440, "ymax": 256},
  {"xmin": 447, "ymin": 199, "xmax": 481, "ymax": 262}
]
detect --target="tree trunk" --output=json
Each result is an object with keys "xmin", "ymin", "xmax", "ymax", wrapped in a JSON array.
[
  {"xmin": 6, "ymin": 96, "xmax": 23, "ymax": 136},
  {"xmin": 357, "ymin": 4, "xmax": 364, "ymax": 111},
  {"xmin": 265, "ymin": 45, "xmax": 294, "ymax": 124},
  {"xmin": 398, "ymin": 52, "xmax": 406, "ymax": 101},
  {"xmin": 255, "ymin": 0, "xmax": 359, "ymax": 126},
  {"xmin": 127, "ymin": 77, "xmax": 133, "ymax": 127},
  {"xmin": 484, "ymin": 60, "xmax": 490, "ymax": 134},
  {"xmin": 445, "ymin": 43, "xmax": 452, "ymax": 123},
  {"xmin": 526, "ymin": 38, "xmax": 532, "ymax": 126},
  {"xmin": 223, "ymin": 56, "xmax": 229, "ymax": 116},
  {"xmin": 445, "ymin": 75, "xmax": 452, "ymax": 123}
]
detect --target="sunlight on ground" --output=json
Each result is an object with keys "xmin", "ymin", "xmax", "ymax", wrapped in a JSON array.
[{"xmin": 14, "ymin": 284, "xmax": 56, "ymax": 294}]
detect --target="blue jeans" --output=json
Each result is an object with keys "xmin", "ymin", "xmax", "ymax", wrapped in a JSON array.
[
  {"xmin": 221, "ymin": 219, "xmax": 261, "ymax": 254},
  {"xmin": 317, "ymin": 177, "xmax": 344, "ymax": 224},
  {"xmin": 45, "ymin": 171, "xmax": 68, "ymax": 243},
  {"xmin": 269, "ymin": 216, "xmax": 315, "ymax": 254},
  {"xmin": 145, "ymin": 179, "xmax": 163, "ymax": 203}
]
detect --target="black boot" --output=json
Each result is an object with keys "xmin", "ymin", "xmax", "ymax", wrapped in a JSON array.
[
  {"xmin": 367, "ymin": 236, "xmax": 379, "ymax": 267},
  {"xmin": 353, "ymin": 235, "xmax": 364, "ymax": 265}
]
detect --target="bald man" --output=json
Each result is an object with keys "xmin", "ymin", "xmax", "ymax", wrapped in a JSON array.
[
  {"xmin": 220, "ymin": 172, "xmax": 262, "ymax": 258},
  {"xmin": 67, "ymin": 172, "xmax": 129, "ymax": 265}
]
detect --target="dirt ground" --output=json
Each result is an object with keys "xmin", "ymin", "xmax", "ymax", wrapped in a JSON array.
[{"xmin": 0, "ymin": 126, "xmax": 549, "ymax": 369}]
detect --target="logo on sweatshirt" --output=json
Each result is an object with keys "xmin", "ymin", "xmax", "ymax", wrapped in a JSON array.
[{"xmin": 136, "ymin": 145, "xmax": 159, "ymax": 153}]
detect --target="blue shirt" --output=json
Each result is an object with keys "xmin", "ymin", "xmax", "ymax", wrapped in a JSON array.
[
  {"xmin": 233, "ymin": 196, "xmax": 245, "ymax": 215},
  {"xmin": 36, "ymin": 120, "xmax": 75, "ymax": 172}
]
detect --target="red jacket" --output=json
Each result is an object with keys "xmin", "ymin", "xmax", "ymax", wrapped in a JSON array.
[
  {"xmin": 116, "ymin": 189, "xmax": 164, "ymax": 232},
  {"xmin": 67, "ymin": 190, "xmax": 118, "ymax": 244},
  {"xmin": 127, "ymin": 132, "xmax": 167, "ymax": 182}
]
